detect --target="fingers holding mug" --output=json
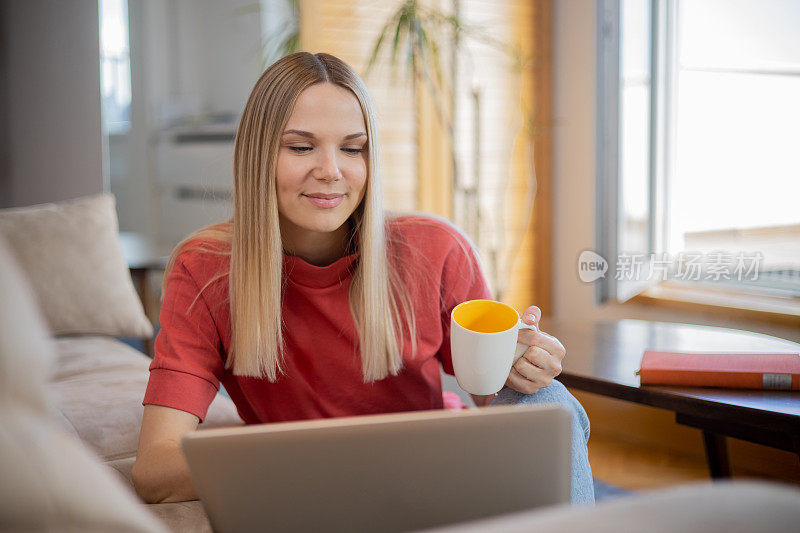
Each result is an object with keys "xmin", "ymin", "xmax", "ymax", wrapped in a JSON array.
[
  {"xmin": 523, "ymin": 344, "xmax": 563, "ymax": 377},
  {"xmin": 506, "ymin": 362, "xmax": 550, "ymax": 394},
  {"xmin": 520, "ymin": 305, "xmax": 541, "ymax": 328}
]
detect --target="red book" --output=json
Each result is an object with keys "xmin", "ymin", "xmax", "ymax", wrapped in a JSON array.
[{"xmin": 638, "ymin": 351, "xmax": 800, "ymax": 390}]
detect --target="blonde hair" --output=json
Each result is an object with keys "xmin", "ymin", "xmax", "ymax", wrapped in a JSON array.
[{"xmin": 161, "ymin": 52, "xmax": 417, "ymax": 382}]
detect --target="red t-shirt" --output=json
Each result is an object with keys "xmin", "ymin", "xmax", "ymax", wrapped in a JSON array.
[{"xmin": 142, "ymin": 215, "xmax": 491, "ymax": 424}]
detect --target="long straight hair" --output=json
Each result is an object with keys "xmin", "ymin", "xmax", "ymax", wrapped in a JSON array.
[{"xmin": 161, "ymin": 52, "xmax": 417, "ymax": 382}]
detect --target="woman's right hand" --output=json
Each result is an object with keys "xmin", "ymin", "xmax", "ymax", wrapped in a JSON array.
[{"xmin": 132, "ymin": 405, "xmax": 200, "ymax": 503}]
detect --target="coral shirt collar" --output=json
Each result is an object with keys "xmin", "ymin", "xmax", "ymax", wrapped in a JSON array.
[{"xmin": 282, "ymin": 252, "xmax": 358, "ymax": 288}]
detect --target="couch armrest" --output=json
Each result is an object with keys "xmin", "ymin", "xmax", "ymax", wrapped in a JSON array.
[{"xmin": 420, "ymin": 481, "xmax": 800, "ymax": 533}]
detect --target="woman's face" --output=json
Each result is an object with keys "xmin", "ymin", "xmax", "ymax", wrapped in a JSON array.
[{"xmin": 276, "ymin": 82, "xmax": 368, "ymax": 248}]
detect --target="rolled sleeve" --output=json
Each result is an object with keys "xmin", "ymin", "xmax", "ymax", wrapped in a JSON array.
[
  {"xmin": 143, "ymin": 368, "xmax": 219, "ymax": 423},
  {"xmin": 143, "ymin": 255, "xmax": 225, "ymax": 423}
]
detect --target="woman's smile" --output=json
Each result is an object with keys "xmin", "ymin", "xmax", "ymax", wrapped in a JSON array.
[{"xmin": 302, "ymin": 192, "xmax": 346, "ymax": 209}]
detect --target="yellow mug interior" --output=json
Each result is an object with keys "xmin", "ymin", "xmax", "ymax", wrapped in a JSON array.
[{"xmin": 452, "ymin": 299, "xmax": 519, "ymax": 334}]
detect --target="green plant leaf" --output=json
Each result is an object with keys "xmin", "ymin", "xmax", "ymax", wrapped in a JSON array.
[{"xmin": 364, "ymin": 12, "xmax": 398, "ymax": 78}]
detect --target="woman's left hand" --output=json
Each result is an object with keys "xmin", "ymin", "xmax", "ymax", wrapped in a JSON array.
[{"xmin": 504, "ymin": 305, "xmax": 565, "ymax": 395}]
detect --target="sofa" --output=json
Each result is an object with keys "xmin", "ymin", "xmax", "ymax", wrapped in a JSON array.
[
  {"xmin": 2, "ymin": 193, "xmax": 800, "ymax": 532},
  {"xmin": 0, "ymin": 194, "xmax": 244, "ymax": 531}
]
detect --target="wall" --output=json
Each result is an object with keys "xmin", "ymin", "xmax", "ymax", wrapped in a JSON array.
[
  {"xmin": 135, "ymin": 0, "xmax": 261, "ymax": 126},
  {"xmin": 0, "ymin": 2, "xmax": 7, "ymax": 204},
  {"xmin": 0, "ymin": 0, "xmax": 103, "ymax": 208},
  {"xmin": 109, "ymin": 0, "xmax": 262, "ymax": 244},
  {"xmin": 551, "ymin": 0, "xmax": 799, "ymax": 484},
  {"xmin": 552, "ymin": 0, "xmax": 597, "ymax": 323}
]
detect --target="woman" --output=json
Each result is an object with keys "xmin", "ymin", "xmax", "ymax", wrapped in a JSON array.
[{"xmin": 132, "ymin": 52, "xmax": 593, "ymax": 505}]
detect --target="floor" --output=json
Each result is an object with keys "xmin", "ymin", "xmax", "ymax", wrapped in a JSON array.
[{"xmin": 588, "ymin": 432, "xmax": 714, "ymax": 502}]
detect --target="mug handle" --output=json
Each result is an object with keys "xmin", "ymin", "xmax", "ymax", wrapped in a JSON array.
[{"xmin": 513, "ymin": 319, "xmax": 538, "ymax": 361}]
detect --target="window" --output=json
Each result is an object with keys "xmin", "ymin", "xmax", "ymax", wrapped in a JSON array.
[
  {"xmin": 598, "ymin": 0, "xmax": 800, "ymax": 304},
  {"xmin": 99, "ymin": 0, "xmax": 132, "ymax": 135}
]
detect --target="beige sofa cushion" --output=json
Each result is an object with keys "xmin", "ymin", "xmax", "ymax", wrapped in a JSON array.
[
  {"xmin": 423, "ymin": 481, "xmax": 800, "ymax": 532},
  {"xmin": 147, "ymin": 501, "xmax": 213, "ymax": 533},
  {"xmin": 52, "ymin": 336, "xmax": 244, "ymax": 464},
  {"xmin": 0, "ymin": 237, "xmax": 166, "ymax": 532},
  {"xmin": 0, "ymin": 193, "xmax": 152, "ymax": 337},
  {"xmin": 0, "ymin": 412, "xmax": 167, "ymax": 533},
  {"xmin": 0, "ymin": 239, "xmax": 54, "ymax": 416},
  {"xmin": 105, "ymin": 457, "xmax": 214, "ymax": 532}
]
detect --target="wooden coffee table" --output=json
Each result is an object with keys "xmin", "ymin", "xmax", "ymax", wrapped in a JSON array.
[{"xmin": 542, "ymin": 318, "xmax": 800, "ymax": 479}]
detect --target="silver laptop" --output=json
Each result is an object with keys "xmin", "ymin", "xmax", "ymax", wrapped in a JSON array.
[{"xmin": 182, "ymin": 404, "xmax": 571, "ymax": 533}]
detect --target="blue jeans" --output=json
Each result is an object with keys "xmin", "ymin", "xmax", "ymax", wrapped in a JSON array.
[{"xmin": 490, "ymin": 380, "xmax": 595, "ymax": 505}]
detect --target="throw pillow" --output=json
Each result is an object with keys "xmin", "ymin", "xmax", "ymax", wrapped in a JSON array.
[{"xmin": 0, "ymin": 193, "xmax": 153, "ymax": 337}]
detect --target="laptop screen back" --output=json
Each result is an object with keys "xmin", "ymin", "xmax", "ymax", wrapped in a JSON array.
[{"xmin": 182, "ymin": 404, "xmax": 571, "ymax": 533}]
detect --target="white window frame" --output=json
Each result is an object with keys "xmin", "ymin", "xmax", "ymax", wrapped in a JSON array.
[
  {"xmin": 597, "ymin": 0, "xmax": 675, "ymax": 303},
  {"xmin": 596, "ymin": 0, "xmax": 800, "ymax": 305}
]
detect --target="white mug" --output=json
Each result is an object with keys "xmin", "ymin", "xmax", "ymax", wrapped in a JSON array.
[{"xmin": 450, "ymin": 299, "xmax": 537, "ymax": 396}]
